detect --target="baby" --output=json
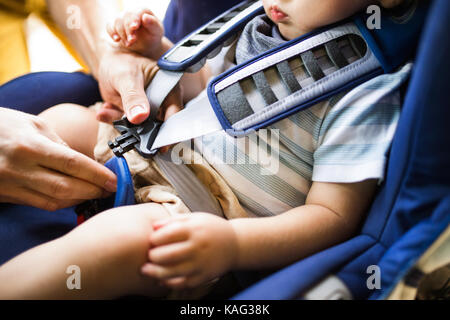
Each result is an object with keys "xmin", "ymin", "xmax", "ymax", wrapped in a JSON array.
[{"xmin": 40, "ymin": 0, "xmax": 410, "ymax": 295}]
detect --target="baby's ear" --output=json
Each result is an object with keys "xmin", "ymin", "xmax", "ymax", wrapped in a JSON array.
[{"xmin": 379, "ymin": 0, "xmax": 405, "ymax": 9}]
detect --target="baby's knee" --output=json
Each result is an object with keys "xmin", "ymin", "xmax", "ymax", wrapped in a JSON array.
[
  {"xmin": 39, "ymin": 103, "xmax": 99, "ymax": 157},
  {"xmin": 88, "ymin": 203, "xmax": 171, "ymax": 250}
]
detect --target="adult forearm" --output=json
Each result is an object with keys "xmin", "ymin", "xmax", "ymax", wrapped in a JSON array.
[{"xmin": 46, "ymin": 0, "xmax": 121, "ymax": 77}]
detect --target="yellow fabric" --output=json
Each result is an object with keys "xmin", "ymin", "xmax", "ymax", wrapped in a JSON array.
[
  {"xmin": 0, "ymin": 9, "xmax": 30, "ymax": 84},
  {"xmin": 36, "ymin": 16, "xmax": 88, "ymax": 72},
  {"xmin": 0, "ymin": 0, "xmax": 46, "ymax": 15},
  {"xmin": 387, "ymin": 226, "xmax": 450, "ymax": 300},
  {"xmin": 0, "ymin": 0, "xmax": 88, "ymax": 85}
]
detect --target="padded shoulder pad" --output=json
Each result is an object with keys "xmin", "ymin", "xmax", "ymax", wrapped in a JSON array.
[
  {"xmin": 207, "ymin": 22, "xmax": 383, "ymax": 136},
  {"xmin": 158, "ymin": 0, "xmax": 264, "ymax": 73}
]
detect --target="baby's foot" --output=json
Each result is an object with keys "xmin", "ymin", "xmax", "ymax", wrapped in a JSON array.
[{"xmin": 107, "ymin": 9, "xmax": 164, "ymax": 60}]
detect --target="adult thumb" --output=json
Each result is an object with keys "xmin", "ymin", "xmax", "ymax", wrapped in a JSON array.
[{"xmin": 120, "ymin": 77, "xmax": 151, "ymax": 124}]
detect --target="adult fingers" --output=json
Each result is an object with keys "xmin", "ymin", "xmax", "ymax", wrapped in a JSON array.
[
  {"xmin": 156, "ymin": 84, "xmax": 183, "ymax": 122},
  {"xmin": 117, "ymin": 71, "xmax": 151, "ymax": 124},
  {"xmin": 36, "ymin": 138, "xmax": 117, "ymax": 193},
  {"xmin": 23, "ymin": 166, "xmax": 107, "ymax": 200},
  {"xmin": 96, "ymin": 103, "xmax": 124, "ymax": 123},
  {"xmin": 1, "ymin": 186, "xmax": 82, "ymax": 211}
]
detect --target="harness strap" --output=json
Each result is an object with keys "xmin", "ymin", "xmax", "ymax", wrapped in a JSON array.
[{"xmin": 300, "ymin": 51, "xmax": 325, "ymax": 81}]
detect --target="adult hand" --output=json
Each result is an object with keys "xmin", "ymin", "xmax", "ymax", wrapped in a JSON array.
[
  {"xmin": 0, "ymin": 108, "xmax": 117, "ymax": 211},
  {"xmin": 96, "ymin": 44, "xmax": 182, "ymax": 125},
  {"xmin": 96, "ymin": 47, "xmax": 159, "ymax": 124}
]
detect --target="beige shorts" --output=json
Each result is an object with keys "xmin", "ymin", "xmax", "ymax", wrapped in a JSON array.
[
  {"xmin": 91, "ymin": 103, "xmax": 249, "ymax": 299},
  {"xmin": 92, "ymin": 102, "xmax": 247, "ymax": 219}
]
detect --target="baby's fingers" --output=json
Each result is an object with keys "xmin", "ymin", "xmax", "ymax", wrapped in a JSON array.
[
  {"xmin": 162, "ymin": 275, "xmax": 206, "ymax": 290},
  {"xmin": 142, "ymin": 12, "xmax": 162, "ymax": 32},
  {"xmin": 123, "ymin": 12, "xmax": 141, "ymax": 45},
  {"xmin": 95, "ymin": 103, "xmax": 124, "ymax": 123},
  {"xmin": 141, "ymin": 262, "xmax": 197, "ymax": 280},
  {"xmin": 150, "ymin": 220, "xmax": 190, "ymax": 246},
  {"xmin": 114, "ymin": 18, "xmax": 128, "ymax": 46},
  {"xmin": 107, "ymin": 23, "xmax": 120, "ymax": 42},
  {"xmin": 149, "ymin": 242, "xmax": 194, "ymax": 265}
]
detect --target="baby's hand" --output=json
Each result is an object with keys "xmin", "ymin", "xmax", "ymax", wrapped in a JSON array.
[
  {"xmin": 107, "ymin": 9, "xmax": 164, "ymax": 60},
  {"xmin": 141, "ymin": 213, "xmax": 238, "ymax": 290}
]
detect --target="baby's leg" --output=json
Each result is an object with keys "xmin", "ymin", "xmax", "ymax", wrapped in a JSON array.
[
  {"xmin": 0, "ymin": 202, "xmax": 172, "ymax": 299},
  {"xmin": 65, "ymin": 202, "xmax": 171, "ymax": 298},
  {"xmin": 39, "ymin": 104, "xmax": 99, "ymax": 159}
]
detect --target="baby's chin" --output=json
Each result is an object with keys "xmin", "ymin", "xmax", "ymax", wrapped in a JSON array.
[{"xmin": 277, "ymin": 24, "xmax": 309, "ymax": 41}]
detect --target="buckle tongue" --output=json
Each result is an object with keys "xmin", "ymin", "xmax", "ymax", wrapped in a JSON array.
[{"xmin": 108, "ymin": 117, "xmax": 161, "ymax": 158}]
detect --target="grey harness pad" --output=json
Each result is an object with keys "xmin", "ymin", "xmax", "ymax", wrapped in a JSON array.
[{"xmin": 209, "ymin": 23, "xmax": 381, "ymax": 135}]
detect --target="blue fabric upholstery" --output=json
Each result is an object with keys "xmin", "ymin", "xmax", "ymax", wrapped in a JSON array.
[
  {"xmin": 163, "ymin": 0, "xmax": 242, "ymax": 43},
  {"xmin": 0, "ymin": 204, "xmax": 77, "ymax": 265},
  {"xmin": 234, "ymin": 0, "xmax": 450, "ymax": 300},
  {"xmin": 0, "ymin": 72, "xmax": 101, "ymax": 115}
]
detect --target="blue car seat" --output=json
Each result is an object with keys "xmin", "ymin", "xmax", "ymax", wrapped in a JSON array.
[
  {"xmin": 1, "ymin": 0, "xmax": 447, "ymax": 300},
  {"xmin": 91, "ymin": 0, "xmax": 449, "ymax": 300},
  {"xmin": 77, "ymin": 0, "xmax": 449, "ymax": 300},
  {"xmin": 233, "ymin": 0, "xmax": 450, "ymax": 300}
]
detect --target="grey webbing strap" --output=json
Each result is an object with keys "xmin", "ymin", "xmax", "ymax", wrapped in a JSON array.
[
  {"xmin": 348, "ymin": 35, "xmax": 366, "ymax": 58},
  {"xmin": 252, "ymin": 71, "xmax": 278, "ymax": 105},
  {"xmin": 154, "ymin": 153, "xmax": 224, "ymax": 216},
  {"xmin": 216, "ymin": 82, "xmax": 254, "ymax": 124},
  {"xmin": 146, "ymin": 70, "xmax": 184, "ymax": 119},
  {"xmin": 276, "ymin": 60, "xmax": 302, "ymax": 93},
  {"xmin": 300, "ymin": 51, "xmax": 325, "ymax": 81},
  {"xmin": 206, "ymin": 23, "xmax": 225, "ymax": 33},
  {"xmin": 325, "ymin": 40, "xmax": 349, "ymax": 69}
]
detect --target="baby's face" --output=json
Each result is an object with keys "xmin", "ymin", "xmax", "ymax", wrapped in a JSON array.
[{"xmin": 263, "ymin": 0, "xmax": 376, "ymax": 40}]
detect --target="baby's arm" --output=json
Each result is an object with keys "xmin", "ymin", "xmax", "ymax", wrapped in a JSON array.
[
  {"xmin": 228, "ymin": 180, "xmax": 377, "ymax": 269},
  {"xmin": 107, "ymin": 9, "xmax": 172, "ymax": 61},
  {"xmin": 106, "ymin": 9, "xmax": 211, "ymax": 106},
  {"xmin": 141, "ymin": 180, "xmax": 377, "ymax": 289}
]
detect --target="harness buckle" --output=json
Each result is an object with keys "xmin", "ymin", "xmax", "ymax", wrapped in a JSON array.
[{"xmin": 108, "ymin": 117, "xmax": 161, "ymax": 158}]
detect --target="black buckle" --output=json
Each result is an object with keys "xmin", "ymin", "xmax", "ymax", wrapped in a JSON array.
[{"xmin": 108, "ymin": 117, "xmax": 161, "ymax": 158}]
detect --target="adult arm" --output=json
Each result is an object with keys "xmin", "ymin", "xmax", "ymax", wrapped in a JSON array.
[
  {"xmin": 46, "ymin": 0, "xmax": 209, "ymax": 123},
  {"xmin": 47, "ymin": 0, "xmax": 153, "ymax": 123},
  {"xmin": 0, "ymin": 107, "xmax": 117, "ymax": 210}
]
